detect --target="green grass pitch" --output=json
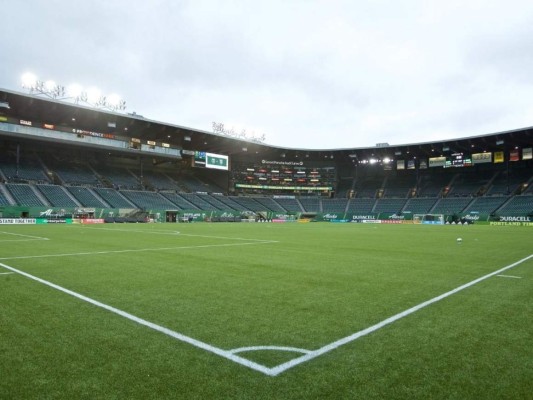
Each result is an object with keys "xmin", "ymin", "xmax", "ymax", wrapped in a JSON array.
[{"xmin": 0, "ymin": 222, "xmax": 531, "ymax": 399}]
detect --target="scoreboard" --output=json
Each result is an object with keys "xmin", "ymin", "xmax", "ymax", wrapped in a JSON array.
[
  {"xmin": 193, "ymin": 151, "xmax": 229, "ymax": 170},
  {"xmin": 444, "ymin": 152, "xmax": 472, "ymax": 168}
]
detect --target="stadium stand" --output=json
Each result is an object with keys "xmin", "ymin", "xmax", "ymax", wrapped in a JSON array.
[
  {"xmin": 462, "ymin": 196, "xmax": 508, "ymax": 215},
  {"xmin": 67, "ymin": 186, "xmax": 108, "ymax": 207},
  {"xmin": 373, "ymin": 198, "xmax": 407, "ymax": 213},
  {"xmin": 416, "ymin": 171, "xmax": 450, "ymax": 197},
  {"xmin": 449, "ymin": 170, "xmax": 493, "ymax": 197},
  {"xmin": 37, "ymin": 184, "xmax": 79, "ymax": 207},
  {"xmin": 178, "ymin": 193, "xmax": 221, "ymax": 210},
  {"xmin": 6, "ymin": 183, "xmax": 47, "ymax": 206},
  {"xmin": 121, "ymin": 190, "xmax": 178, "ymax": 210},
  {"xmin": 229, "ymin": 196, "xmax": 265, "ymax": 211},
  {"xmin": 487, "ymin": 168, "xmax": 532, "ymax": 196},
  {"xmin": 346, "ymin": 198, "xmax": 376, "ymax": 213},
  {"xmin": 274, "ymin": 197, "xmax": 304, "ymax": 212},
  {"xmin": 0, "ymin": 157, "xmax": 49, "ymax": 183},
  {"xmin": 52, "ymin": 163, "xmax": 100, "ymax": 186},
  {"xmin": 159, "ymin": 192, "xmax": 197, "ymax": 210},
  {"xmin": 496, "ymin": 195, "xmax": 533, "ymax": 215},
  {"xmin": 299, "ymin": 197, "xmax": 320, "ymax": 212},
  {"xmin": 0, "ymin": 185, "xmax": 12, "ymax": 206},
  {"xmin": 208, "ymin": 195, "xmax": 242, "ymax": 211},
  {"xmin": 253, "ymin": 196, "xmax": 286, "ymax": 212},
  {"xmin": 134, "ymin": 170, "xmax": 180, "ymax": 191},
  {"xmin": 336, "ymin": 178, "xmax": 354, "ymax": 198},
  {"xmin": 403, "ymin": 197, "xmax": 438, "ymax": 214},
  {"xmin": 93, "ymin": 188, "xmax": 135, "ymax": 208},
  {"xmin": 383, "ymin": 173, "xmax": 416, "ymax": 198},
  {"xmin": 431, "ymin": 197, "xmax": 473, "ymax": 214},
  {"xmin": 93, "ymin": 165, "xmax": 142, "ymax": 190},
  {"xmin": 353, "ymin": 176, "xmax": 382, "ymax": 198},
  {"xmin": 322, "ymin": 198, "xmax": 349, "ymax": 213}
]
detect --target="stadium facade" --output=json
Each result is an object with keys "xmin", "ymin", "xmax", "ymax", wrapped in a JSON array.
[{"xmin": 0, "ymin": 88, "xmax": 532, "ymax": 225}]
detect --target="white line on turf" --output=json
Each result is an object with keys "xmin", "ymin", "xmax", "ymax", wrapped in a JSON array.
[
  {"xmin": 0, "ymin": 272, "xmax": 14, "ymax": 275},
  {"xmin": 496, "ymin": 274, "xmax": 522, "ymax": 279},
  {"xmin": 0, "ymin": 231, "xmax": 49, "ymax": 241},
  {"xmin": 267, "ymin": 253, "xmax": 533, "ymax": 376},
  {"xmin": 0, "ymin": 261, "xmax": 273, "ymax": 376},
  {"xmin": 82, "ymin": 226, "xmax": 273, "ymax": 242},
  {"xmin": 229, "ymin": 346, "xmax": 311, "ymax": 355},
  {"xmin": 1, "ymin": 254, "xmax": 531, "ymax": 376},
  {"xmin": 0, "ymin": 241, "xmax": 278, "ymax": 261}
]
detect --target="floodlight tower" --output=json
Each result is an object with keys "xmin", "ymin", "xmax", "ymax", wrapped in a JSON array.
[{"xmin": 21, "ymin": 73, "xmax": 127, "ymax": 112}]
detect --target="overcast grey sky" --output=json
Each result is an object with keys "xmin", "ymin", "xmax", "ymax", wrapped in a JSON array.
[{"xmin": 1, "ymin": 0, "xmax": 533, "ymax": 149}]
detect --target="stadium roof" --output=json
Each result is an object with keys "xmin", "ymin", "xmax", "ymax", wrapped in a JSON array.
[{"xmin": 1, "ymin": 88, "xmax": 532, "ymax": 164}]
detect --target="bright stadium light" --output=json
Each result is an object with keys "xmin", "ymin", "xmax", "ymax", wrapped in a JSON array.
[
  {"xmin": 66, "ymin": 83, "xmax": 83, "ymax": 98},
  {"xmin": 21, "ymin": 72, "xmax": 38, "ymax": 88},
  {"xmin": 20, "ymin": 73, "xmax": 127, "ymax": 112},
  {"xmin": 86, "ymin": 87, "xmax": 102, "ymax": 104}
]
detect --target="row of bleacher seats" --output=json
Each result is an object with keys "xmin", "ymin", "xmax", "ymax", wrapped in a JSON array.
[
  {"xmin": 0, "ymin": 157, "xmax": 226, "ymax": 194},
  {"xmin": 2, "ymin": 156, "xmax": 532, "ymax": 200},
  {"xmin": 1, "ymin": 182, "xmax": 532, "ymax": 215}
]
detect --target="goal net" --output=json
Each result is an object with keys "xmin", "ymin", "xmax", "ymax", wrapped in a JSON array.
[{"xmin": 413, "ymin": 214, "xmax": 445, "ymax": 225}]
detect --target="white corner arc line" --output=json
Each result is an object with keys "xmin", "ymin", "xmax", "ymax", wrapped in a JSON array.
[
  {"xmin": 229, "ymin": 346, "xmax": 312, "ymax": 355},
  {"xmin": 0, "ymin": 261, "xmax": 274, "ymax": 376},
  {"xmin": 267, "ymin": 254, "xmax": 533, "ymax": 376},
  {"xmin": 1, "ymin": 254, "xmax": 531, "ymax": 377}
]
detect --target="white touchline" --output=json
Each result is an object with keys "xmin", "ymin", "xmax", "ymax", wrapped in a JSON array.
[
  {"xmin": 267, "ymin": 253, "xmax": 533, "ymax": 376},
  {"xmin": 0, "ymin": 231, "xmax": 49, "ymax": 240},
  {"xmin": 83, "ymin": 227, "xmax": 271, "ymax": 242},
  {"xmin": 496, "ymin": 274, "xmax": 522, "ymax": 279},
  {"xmin": 0, "ymin": 272, "xmax": 15, "ymax": 275},
  {"xmin": 0, "ymin": 241, "xmax": 278, "ymax": 261},
  {"xmin": 0, "ymin": 261, "xmax": 273, "ymax": 376},
  {"xmin": 0, "ymin": 254, "xmax": 531, "ymax": 377}
]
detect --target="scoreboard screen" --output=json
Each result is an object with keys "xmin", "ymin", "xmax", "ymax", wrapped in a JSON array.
[
  {"xmin": 445, "ymin": 152, "xmax": 472, "ymax": 168},
  {"xmin": 194, "ymin": 151, "xmax": 229, "ymax": 170}
]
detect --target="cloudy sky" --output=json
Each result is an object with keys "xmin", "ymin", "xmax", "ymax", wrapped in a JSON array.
[{"xmin": 1, "ymin": 0, "xmax": 533, "ymax": 149}]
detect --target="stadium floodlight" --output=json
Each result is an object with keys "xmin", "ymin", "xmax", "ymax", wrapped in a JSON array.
[
  {"xmin": 21, "ymin": 73, "xmax": 126, "ymax": 112},
  {"xmin": 67, "ymin": 83, "xmax": 83, "ymax": 98}
]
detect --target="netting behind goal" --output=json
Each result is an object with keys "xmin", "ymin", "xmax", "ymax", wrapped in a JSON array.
[{"xmin": 413, "ymin": 214, "xmax": 445, "ymax": 225}]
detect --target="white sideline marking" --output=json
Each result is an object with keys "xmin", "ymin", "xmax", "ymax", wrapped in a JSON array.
[
  {"xmin": 0, "ymin": 261, "xmax": 273, "ymax": 376},
  {"xmin": 496, "ymin": 274, "xmax": 522, "ymax": 279},
  {"xmin": 1, "ymin": 254, "xmax": 531, "ymax": 376},
  {"xmin": 0, "ymin": 272, "xmax": 14, "ymax": 275},
  {"xmin": 267, "ymin": 254, "xmax": 533, "ymax": 376},
  {"xmin": 0, "ymin": 231, "xmax": 49, "ymax": 241},
  {"xmin": 0, "ymin": 241, "xmax": 278, "ymax": 261},
  {"xmin": 85, "ymin": 227, "xmax": 269, "ymax": 242}
]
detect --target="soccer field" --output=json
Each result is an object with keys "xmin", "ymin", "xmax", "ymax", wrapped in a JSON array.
[{"xmin": 1, "ymin": 222, "xmax": 531, "ymax": 399}]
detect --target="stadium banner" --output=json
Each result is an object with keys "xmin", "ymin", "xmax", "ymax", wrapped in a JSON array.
[
  {"xmin": 472, "ymin": 152, "xmax": 492, "ymax": 164},
  {"xmin": 429, "ymin": 156, "xmax": 446, "ymax": 167},
  {"xmin": 523, "ymin": 147, "xmax": 532, "ymax": 160},
  {"xmin": 0, "ymin": 218, "xmax": 36, "ymax": 224},
  {"xmin": 489, "ymin": 216, "xmax": 533, "ymax": 227},
  {"xmin": 509, "ymin": 149, "xmax": 520, "ymax": 162},
  {"xmin": 36, "ymin": 218, "xmax": 73, "ymax": 224},
  {"xmin": 396, "ymin": 160, "xmax": 405, "ymax": 170},
  {"xmin": 419, "ymin": 159, "xmax": 428, "ymax": 169},
  {"xmin": 494, "ymin": 151, "xmax": 504, "ymax": 163}
]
